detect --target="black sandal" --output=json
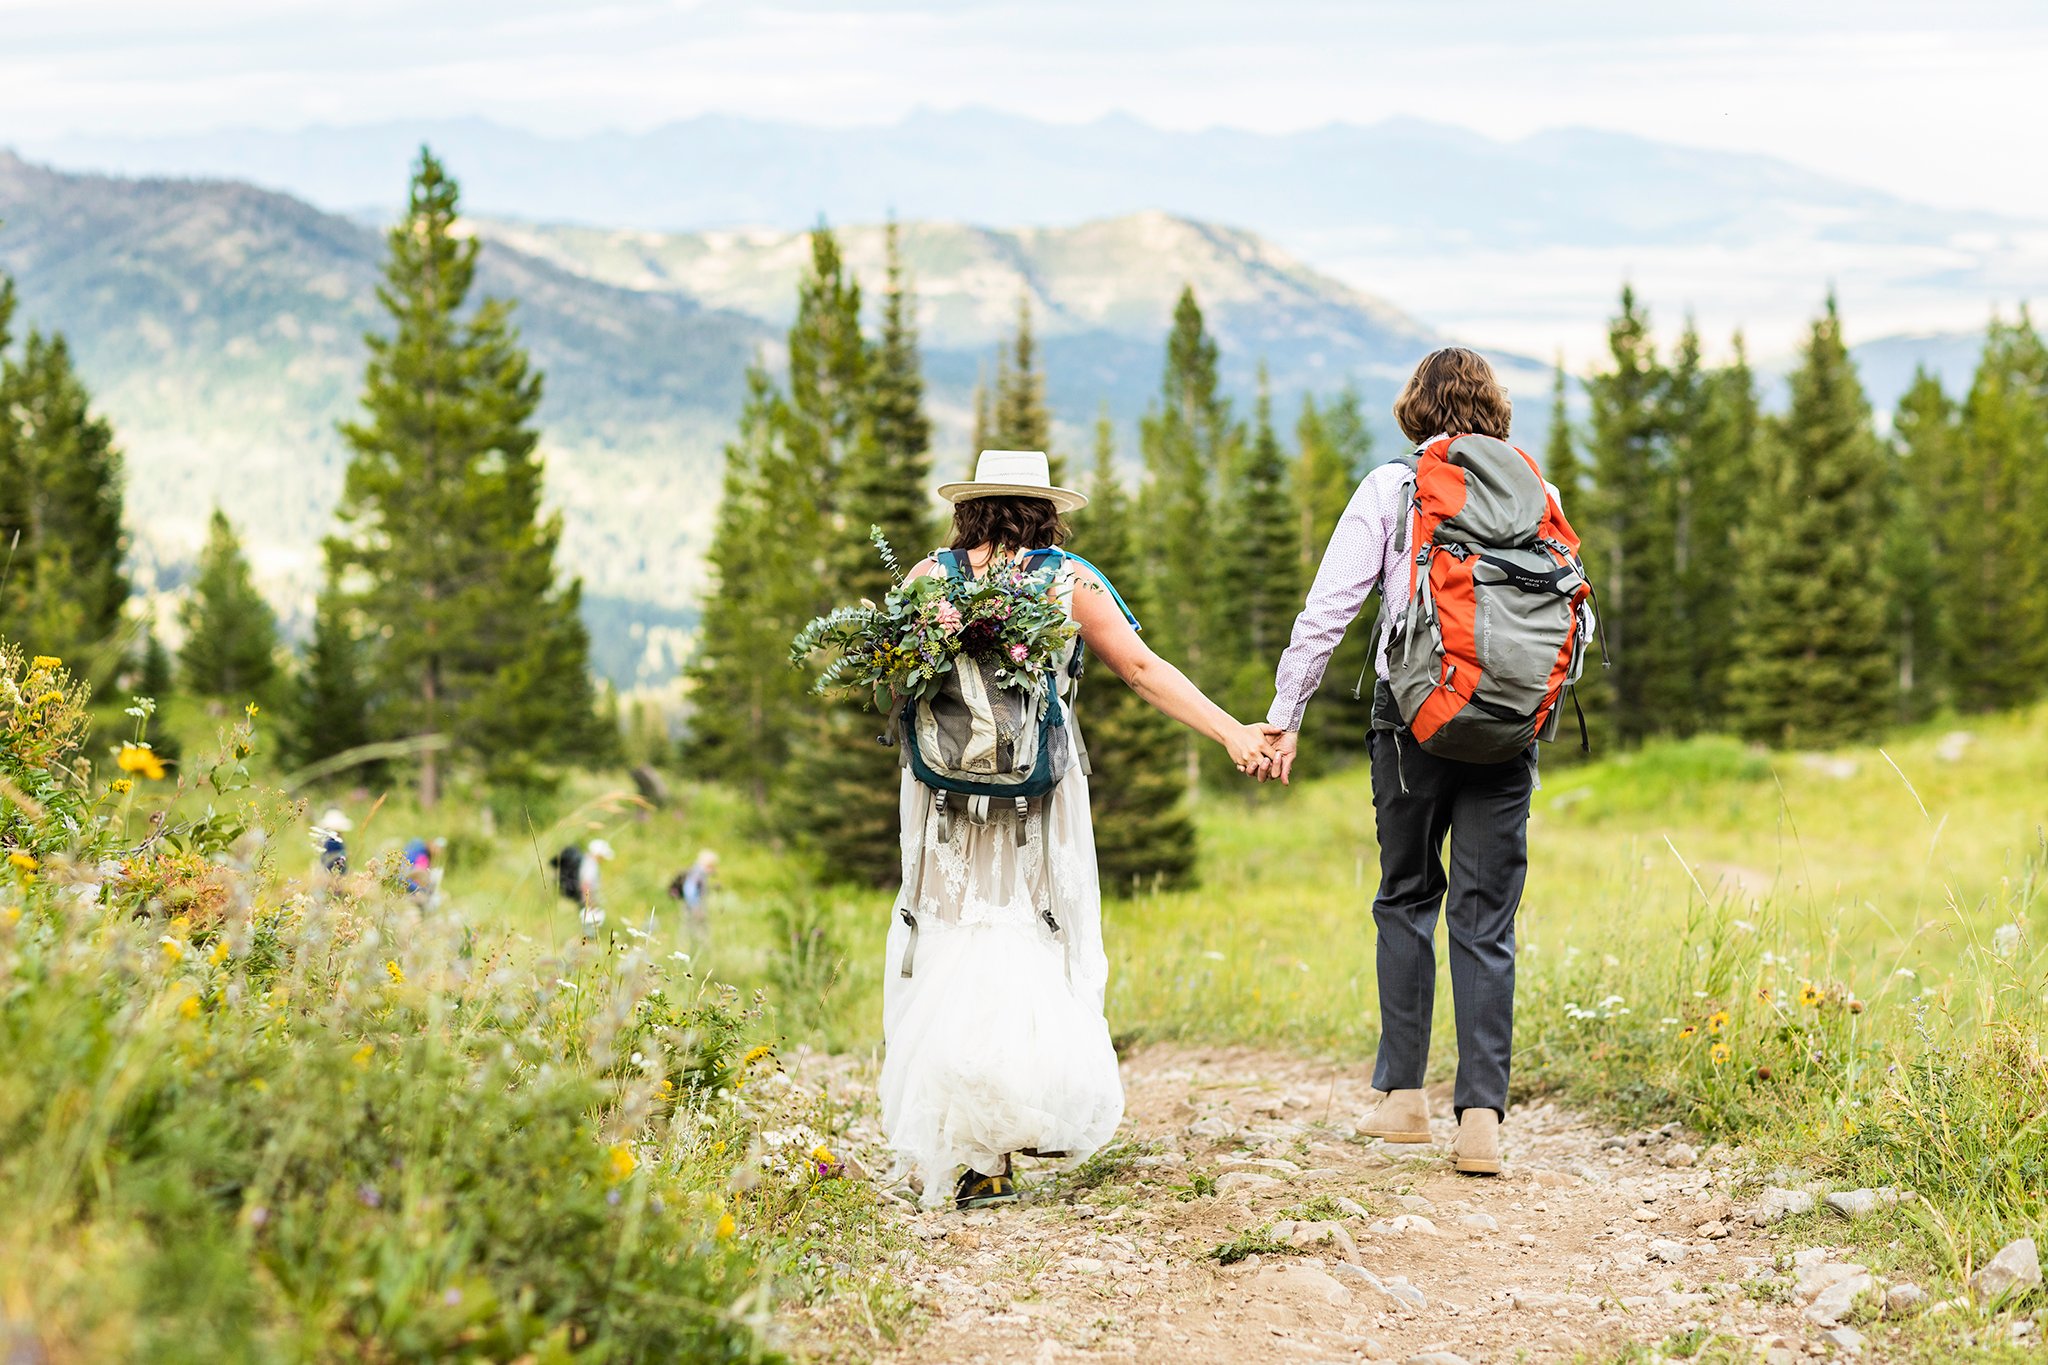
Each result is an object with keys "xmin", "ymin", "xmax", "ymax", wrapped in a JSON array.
[{"xmin": 954, "ymin": 1159, "xmax": 1020, "ymax": 1210}]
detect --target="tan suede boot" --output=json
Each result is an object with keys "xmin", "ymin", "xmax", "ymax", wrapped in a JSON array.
[
  {"xmin": 1359, "ymin": 1088, "xmax": 1432, "ymax": 1143},
  {"xmin": 1450, "ymin": 1108, "xmax": 1503, "ymax": 1175}
]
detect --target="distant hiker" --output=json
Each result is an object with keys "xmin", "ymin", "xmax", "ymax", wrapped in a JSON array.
[
  {"xmin": 1260, "ymin": 348, "xmax": 1596, "ymax": 1177},
  {"xmin": 311, "ymin": 807, "xmax": 353, "ymax": 874},
  {"xmin": 667, "ymin": 849, "xmax": 719, "ymax": 929},
  {"xmin": 402, "ymin": 838, "xmax": 445, "ymax": 909},
  {"xmin": 555, "ymin": 838, "xmax": 614, "ymax": 937}
]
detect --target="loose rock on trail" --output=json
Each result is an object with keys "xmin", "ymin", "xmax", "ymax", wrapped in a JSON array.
[{"xmin": 786, "ymin": 1044, "xmax": 1854, "ymax": 1364}]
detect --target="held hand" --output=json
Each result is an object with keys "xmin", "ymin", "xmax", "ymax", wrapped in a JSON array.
[
  {"xmin": 1261, "ymin": 730, "xmax": 1300, "ymax": 785},
  {"xmin": 1224, "ymin": 721, "xmax": 1280, "ymax": 775}
]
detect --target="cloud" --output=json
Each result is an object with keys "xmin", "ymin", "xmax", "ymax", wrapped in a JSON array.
[{"xmin": 4, "ymin": 1, "xmax": 2045, "ymax": 214}]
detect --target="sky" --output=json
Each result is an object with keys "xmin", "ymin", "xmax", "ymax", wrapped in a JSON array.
[{"xmin": 5, "ymin": 0, "xmax": 2048, "ymax": 216}]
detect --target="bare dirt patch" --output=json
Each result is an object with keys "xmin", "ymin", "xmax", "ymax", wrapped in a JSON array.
[{"xmin": 790, "ymin": 1043, "xmax": 1841, "ymax": 1364}]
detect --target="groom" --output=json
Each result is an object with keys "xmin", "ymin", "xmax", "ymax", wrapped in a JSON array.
[{"xmin": 1254, "ymin": 347, "xmax": 1548, "ymax": 1177}]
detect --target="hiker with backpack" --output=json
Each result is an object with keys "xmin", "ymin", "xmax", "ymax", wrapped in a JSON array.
[
  {"xmin": 877, "ymin": 450, "xmax": 1281, "ymax": 1209},
  {"xmin": 551, "ymin": 839, "xmax": 614, "ymax": 937},
  {"xmin": 1258, "ymin": 348, "xmax": 1596, "ymax": 1177}
]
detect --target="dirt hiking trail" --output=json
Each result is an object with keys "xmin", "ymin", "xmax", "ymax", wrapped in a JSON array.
[{"xmin": 793, "ymin": 1044, "xmax": 1873, "ymax": 1365}]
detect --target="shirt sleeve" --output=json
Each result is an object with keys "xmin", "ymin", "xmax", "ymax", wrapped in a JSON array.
[{"xmin": 1267, "ymin": 467, "xmax": 1400, "ymax": 731}]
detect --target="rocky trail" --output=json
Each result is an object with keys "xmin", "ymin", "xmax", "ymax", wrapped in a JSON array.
[{"xmin": 784, "ymin": 1044, "xmax": 1974, "ymax": 1365}]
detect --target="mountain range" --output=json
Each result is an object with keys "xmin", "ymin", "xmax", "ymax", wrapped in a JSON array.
[
  {"xmin": 0, "ymin": 152, "xmax": 1486, "ymax": 682},
  {"xmin": 26, "ymin": 109, "xmax": 2045, "ymax": 360}
]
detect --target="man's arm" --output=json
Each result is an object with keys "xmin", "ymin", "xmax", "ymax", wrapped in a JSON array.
[{"xmin": 1266, "ymin": 467, "xmax": 1401, "ymax": 734}]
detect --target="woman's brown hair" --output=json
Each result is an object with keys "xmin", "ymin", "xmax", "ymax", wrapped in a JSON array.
[
  {"xmin": 948, "ymin": 494, "xmax": 1069, "ymax": 555},
  {"xmin": 1392, "ymin": 347, "xmax": 1513, "ymax": 444}
]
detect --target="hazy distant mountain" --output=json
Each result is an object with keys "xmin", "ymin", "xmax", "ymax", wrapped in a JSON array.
[
  {"xmin": 0, "ymin": 154, "xmax": 1488, "ymax": 681},
  {"xmin": 473, "ymin": 210, "xmax": 1506, "ymax": 448},
  {"xmin": 29, "ymin": 109, "xmax": 2042, "ymax": 366},
  {"xmin": 0, "ymin": 151, "xmax": 766, "ymax": 680},
  {"xmin": 24, "ymin": 109, "xmax": 1992, "ymax": 249}
]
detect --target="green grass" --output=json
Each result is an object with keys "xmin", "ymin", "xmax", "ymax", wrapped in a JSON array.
[{"xmin": 127, "ymin": 689, "xmax": 2048, "ymax": 1324}]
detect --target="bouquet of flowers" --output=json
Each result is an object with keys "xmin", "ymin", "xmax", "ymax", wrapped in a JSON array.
[{"xmin": 790, "ymin": 528, "xmax": 1077, "ymax": 708}]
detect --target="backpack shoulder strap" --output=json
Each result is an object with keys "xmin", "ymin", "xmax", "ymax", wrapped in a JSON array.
[
  {"xmin": 933, "ymin": 548, "xmax": 968, "ymax": 581},
  {"xmin": 1058, "ymin": 552, "xmax": 1140, "ymax": 631},
  {"xmin": 1388, "ymin": 453, "xmax": 1420, "ymax": 556}
]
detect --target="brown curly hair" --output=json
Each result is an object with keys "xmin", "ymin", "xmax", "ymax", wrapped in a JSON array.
[
  {"xmin": 947, "ymin": 495, "xmax": 1070, "ymax": 554},
  {"xmin": 1392, "ymin": 347, "xmax": 1513, "ymax": 444}
]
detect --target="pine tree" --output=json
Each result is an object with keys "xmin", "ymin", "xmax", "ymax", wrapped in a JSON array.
[
  {"xmin": 851, "ymin": 220, "xmax": 937, "ymax": 582},
  {"xmin": 138, "ymin": 626, "xmax": 174, "ymax": 701},
  {"xmin": 1077, "ymin": 412, "xmax": 1197, "ymax": 890},
  {"xmin": 178, "ymin": 508, "xmax": 280, "ymax": 701},
  {"xmin": 988, "ymin": 294, "xmax": 1064, "ymax": 482},
  {"xmin": 0, "ymin": 279, "xmax": 22, "ymax": 633},
  {"xmin": 1583, "ymin": 287, "xmax": 1677, "ymax": 745},
  {"xmin": 1288, "ymin": 388, "xmax": 1376, "ymax": 771},
  {"xmin": 968, "ymin": 365, "xmax": 993, "ymax": 473},
  {"xmin": 290, "ymin": 582, "xmax": 376, "ymax": 771},
  {"xmin": 1652, "ymin": 323, "xmax": 1728, "ymax": 733},
  {"xmin": 0, "ymin": 319, "xmax": 129, "ymax": 663},
  {"xmin": 1541, "ymin": 362, "xmax": 1584, "ymax": 499},
  {"xmin": 1730, "ymin": 297, "xmax": 1895, "ymax": 747},
  {"xmin": 1941, "ymin": 313, "xmax": 2048, "ymax": 711},
  {"xmin": 1138, "ymin": 286, "xmax": 1237, "ymax": 790},
  {"xmin": 769, "ymin": 227, "xmax": 905, "ymax": 884},
  {"xmin": 328, "ymin": 148, "xmax": 597, "ymax": 804},
  {"xmin": 1219, "ymin": 369, "xmax": 1303, "ymax": 729},
  {"xmin": 1294, "ymin": 386, "xmax": 1372, "ymax": 573},
  {"xmin": 1682, "ymin": 335, "xmax": 1760, "ymax": 728},
  {"xmin": 1886, "ymin": 368, "xmax": 1954, "ymax": 717},
  {"xmin": 684, "ymin": 369, "xmax": 802, "ymax": 808}
]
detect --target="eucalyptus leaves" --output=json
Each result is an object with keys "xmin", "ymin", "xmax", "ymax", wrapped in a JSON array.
[{"xmin": 790, "ymin": 528, "xmax": 1076, "ymax": 708}]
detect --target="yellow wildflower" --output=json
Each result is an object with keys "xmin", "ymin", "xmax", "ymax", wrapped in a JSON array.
[
  {"xmin": 168, "ymin": 915, "xmax": 191, "ymax": 935},
  {"xmin": 31, "ymin": 656, "xmax": 62, "ymax": 671},
  {"xmin": 656, "ymin": 1078, "xmax": 675, "ymax": 1099},
  {"xmin": 2, "ymin": 907, "xmax": 21, "ymax": 928},
  {"xmin": 1707, "ymin": 1009, "xmax": 1730, "ymax": 1035},
  {"xmin": 715, "ymin": 1212, "xmax": 737, "ymax": 1241},
  {"xmin": 711, "ymin": 1140, "xmax": 726, "ymax": 1157},
  {"xmin": 351, "ymin": 1043, "xmax": 375, "ymax": 1068},
  {"xmin": 245, "ymin": 702, "xmax": 260, "ymax": 717},
  {"xmin": 6, "ymin": 851, "xmax": 37, "ymax": 873},
  {"xmin": 33, "ymin": 691, "xmax": 62, "ymax": 707},
  {"xmin": 249, "ymin": 1077, "xmax": 268, "ymax": 1093},
  {"xmin": 1710, "ymin": 1042, "xmax": 1731, "ymax": 1064},
  {"xmin": 178, "ymin": 995, "xmax": 202, "ymax": 1020},
  {"xmin": 110, "ymin": 779, "xmax": 133, "ymax": 795},
  {"xmin": 384, "ymin": 960, "xmax": 405, "ymax": 985},
  {"xmin": 117, "ymin": 744, "xmax": 167, "ymax": 781},
  {"xmin": 209, "ymin": 941, "xmax": 231, "ymax": 965},
  {"xmin": 606, "ymin": 1144, "xmax": 638, "ymax": 1181},
  {"xmin": 1676, "ymin": 1025, "xmax": 1697, "ymax": 1041},
  {"xmin": 741, "ymin": 1044, "xmax": 774, "ymax": 1067},
  {"xmin": 811, "ymin": 1144, "xmax": 836, "ymax": 1166},
  {"xmin": 1798, "ymin": 982, "xmax": 1821, "ymax": 1008},
  {"xmin": 159, "ymin": 937, "xmax": 186, "ymax": 963}
]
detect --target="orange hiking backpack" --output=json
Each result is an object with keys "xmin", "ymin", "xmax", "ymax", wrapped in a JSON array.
[{"xmin": 1382, "ymin": 434, "xmax": 1598, "ymax": 763}]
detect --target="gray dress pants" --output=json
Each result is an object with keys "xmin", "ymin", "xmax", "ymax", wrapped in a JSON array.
[{"xmin": 1368, "ymin": 726, "xmax": 1534, "ymax": 1119}]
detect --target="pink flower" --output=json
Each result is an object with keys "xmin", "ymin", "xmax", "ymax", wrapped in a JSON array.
[
  {"xmin": 1008, "ymin": 642, "xmax": 1029, "ymax": 664},
  {"xmin": 936, "ymin": 600, "xmax": 963, "ymax": 635}
]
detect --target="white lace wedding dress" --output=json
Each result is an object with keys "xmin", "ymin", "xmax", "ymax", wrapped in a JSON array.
[{"xmin": 879, "ymin": 563, "xmax": 1125, "ymax": 1204}]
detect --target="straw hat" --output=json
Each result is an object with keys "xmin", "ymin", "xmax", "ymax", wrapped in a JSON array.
[
  {"xmin": 936, "ymin": 450, "xmax": 1087, "ymax": 514},
  {"xmin": 587, "ymin": 838, "xmax": 616, "ymax": 860},
  {"xmin": 318, "ymin": 808, "xmax": 354, "ymax": 833}
]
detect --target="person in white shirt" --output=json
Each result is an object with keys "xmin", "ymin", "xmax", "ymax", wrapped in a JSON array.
[{"xmin": 1260, "ymin": 348, "xmax": 1569, "ymax": 1177}]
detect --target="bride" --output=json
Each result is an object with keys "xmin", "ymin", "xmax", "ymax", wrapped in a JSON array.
[{"xmin": 880, "ymin": 450, "xmax": 1279, "ymax": 1208}]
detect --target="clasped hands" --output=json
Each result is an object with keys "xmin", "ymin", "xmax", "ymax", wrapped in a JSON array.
[{"xmin": 1225, "ymin": 723, "xmax": 1298, "ymax": 785}]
